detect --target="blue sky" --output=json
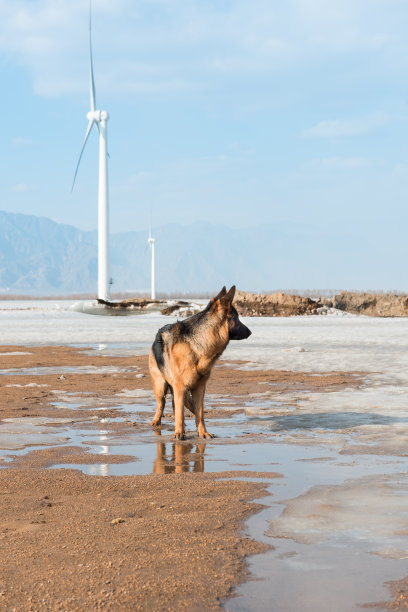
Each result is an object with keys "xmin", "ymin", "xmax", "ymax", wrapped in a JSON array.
[{"xmin": 1, "ymin": 0, "xmax": 408, "ymax": 245}]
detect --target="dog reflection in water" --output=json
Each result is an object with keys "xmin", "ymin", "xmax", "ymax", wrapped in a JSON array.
[{"xmin": 153, "ymin": 440, "xmax": 206, "ymax": 474}]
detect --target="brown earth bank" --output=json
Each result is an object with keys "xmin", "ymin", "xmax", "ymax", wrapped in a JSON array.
[
  {"xmin": 232, "ymin": 290, "xmax": 408, "ymax": 317},
  {"xmin": 0, "ymin": 469, "xmax": 272, "ymax": 611},
  {"xmin": 233, "ymin": 290, "xmax": 319, "ymax": 317},
  {"xmin": 329, "ymin": 291, "xmax": 408, "ymax": 317}
]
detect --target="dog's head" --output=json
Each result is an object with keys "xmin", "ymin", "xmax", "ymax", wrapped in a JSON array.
[{"xmin": 211, "ymin": 286, "xmax": 252, "ymax": 341}]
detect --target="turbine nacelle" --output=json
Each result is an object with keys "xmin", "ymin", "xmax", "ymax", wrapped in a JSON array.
[{"xmin": 87, "ymin": 110, "xmax": 109, "ymax": 122}]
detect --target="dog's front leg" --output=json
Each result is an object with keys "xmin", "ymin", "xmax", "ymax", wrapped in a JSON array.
[
  {"xmin": 192, "ymin": 380, "xmax": 214, "ymax": 439},
  {"xmin": 173, "ymin": 386, "xmax": 186, "ymax": 440}
]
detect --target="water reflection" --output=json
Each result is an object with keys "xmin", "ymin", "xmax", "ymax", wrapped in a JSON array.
[
  {"xmin": 88, "ymin": 429, "xmax": 111, "ymax": 476},
  {"xmin": 153, "ymin": 438, "xmax": 206, "ymax": 474}
]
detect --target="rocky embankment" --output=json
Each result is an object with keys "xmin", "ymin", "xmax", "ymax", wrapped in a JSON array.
[
  {"xmin": 233, "ymin": 291, "xmax": 319, "ymax": 317},
  {"xmin": 232, "ymin": 290, "xmax": 408, "ymax": 317},
  {"xmin": 100, "ymin": 291, "xmax": 408, "ymax": 318},
  {"xmin": 328, "ymin": 292, "xmax": 408, "ymax": 317}
]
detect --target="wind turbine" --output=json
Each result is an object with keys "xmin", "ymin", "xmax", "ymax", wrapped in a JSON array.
[
  {"xmin": 72, "ymin": 5, "xmax": 110, "ymax": 302},
  {"xmin": 148, "ymin": 225, "xmax": 156, "ymax": 299}
]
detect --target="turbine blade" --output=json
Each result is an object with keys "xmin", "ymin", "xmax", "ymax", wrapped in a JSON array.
[
  {"xmin": 89, "ymin": 1, "xmax": 96, "ymax": 112},
  {"xmin": 71, "ymin": 119, "xmax": 95, "ymax": 192}
]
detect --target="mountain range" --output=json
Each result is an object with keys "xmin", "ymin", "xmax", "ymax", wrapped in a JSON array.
[{"xmin": 0, "ymin": 210, "xmax": 403, "ymax": 294}]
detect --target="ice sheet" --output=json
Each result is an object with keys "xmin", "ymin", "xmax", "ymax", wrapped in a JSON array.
[{"xmin": 1, "ymin": 300, "xmax": 407, "ymax": 372}]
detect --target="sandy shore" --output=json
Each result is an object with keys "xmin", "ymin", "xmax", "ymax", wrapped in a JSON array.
[
  {"xmin": 0, "ymin": 469, "xmax": 272, "ymax": 611},
  {"xmin": 0, "ymin": 345, "xmax": 405, "ymax": 610}
]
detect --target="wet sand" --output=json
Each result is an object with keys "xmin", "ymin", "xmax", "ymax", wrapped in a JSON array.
[
  {"xmin": 376, "ymin": 576, "xmax": 408, "ymax": 610},
  {"xmin": 1, "ymin": 345, "xmax": 361, "ymax": 422},
  {"xmin": 0, "ymin": 469, "xmax": 269, "ymax": 611},
  {"xmin": 1, "ymin": 345, "xmax": 406, "ymax": 610}
]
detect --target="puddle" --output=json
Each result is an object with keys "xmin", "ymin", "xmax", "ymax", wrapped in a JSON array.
[
  {"xmin": 230, "ymin": 535, "xmax": 406, "ymax": 612},
  {"xmin": 265, "ymin": 411, "xmax": 408, "ymax": 431},
  {"xmin": 116, "ymin": 388, "xmax": 153, "ymax": 399},
  {"xmin": 0, "ymin": 351, "xmax": 32, "ymax": 356},
  {"xmin": 226, "ymin": 444, "xmax": 408, "ymax": 612},
  {"xmin": 0, "ymin": 417, "xmax": 98, "ymax": 452},
  {"xmin": 267, "ymin": 473, "xmax": 408, "ymax": 556},
  {"xmin": 6, "ymin": 382, "xmax": 48, "ymax": 388},
  {"xmin": 0, "ymin": 365, "xmax": 139, "ymax": 376}
]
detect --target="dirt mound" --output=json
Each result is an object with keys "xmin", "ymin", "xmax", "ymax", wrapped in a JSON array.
[
  {"xmin": 233, "ymin": 291, "xmax": 319, "ymax": 317},
  {"xmin": 330, "ymin": 292, "xmax": 408, "ymax": 317}
]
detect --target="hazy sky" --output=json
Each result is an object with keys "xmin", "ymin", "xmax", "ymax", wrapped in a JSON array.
[{"xmin": 1, "ymin": 0, "xmax": 408, "ymax": 240}]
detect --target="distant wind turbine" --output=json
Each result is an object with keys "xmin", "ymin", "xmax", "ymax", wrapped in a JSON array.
[
  {"xmin": 71, "ymin": 4, "xmax": 110, "ymax": 302},
  {"xmin": 148, "ymin": 225, "xmax": 156, "ymax": 299}
]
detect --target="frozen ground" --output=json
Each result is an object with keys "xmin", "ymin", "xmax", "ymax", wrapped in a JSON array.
[{"xmin": 1, "ymin": 300, "xmax": 408, "ymax": 610}]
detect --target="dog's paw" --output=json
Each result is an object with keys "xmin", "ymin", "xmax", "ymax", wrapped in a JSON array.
[
  {"xmin": 150, "ymin": 418, "xmax": 161, "ymax": 427},
  {"xmin": 199, "ymin": 431, "xmax": 214, "ymax": 439},
  {"xmin": 174, "ymin": 431, "xmax": 186, "ymax": 440},
  {"xmin": 197, "ymin": 423, "xmax": 214, "ymax": 438},
  {"xmin": 201, "ymin": 431, "xmax": 214, "ymax": 440}
]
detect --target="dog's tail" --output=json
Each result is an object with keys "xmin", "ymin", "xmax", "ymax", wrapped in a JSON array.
[{"xmin": 152, "ymin": 324, "xmax": 173, "ymax": 373}]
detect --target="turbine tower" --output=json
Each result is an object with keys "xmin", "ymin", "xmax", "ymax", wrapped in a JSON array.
[
  {"xmin": 148, "ymin": 225, "xmax": 156, "ymax": 300},
  {"xmin": 72, "ymin": 5, "xmax": 110, "ymax": 302}
]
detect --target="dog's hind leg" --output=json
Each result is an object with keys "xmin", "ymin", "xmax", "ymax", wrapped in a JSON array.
[
  {"xmin": 149, "ymin": 351, "xmax": 169, "ymax": 428},
  {"xmin": 192, "ymin": 380, "xmax": 213, "ymax": 439},
  {"xmin": 150, "ymin": 379, "xmax": 168, "ymax": 427},
  {"xmin": 184, "ymin": 390, "xmax": 196, "ymax": 416}
]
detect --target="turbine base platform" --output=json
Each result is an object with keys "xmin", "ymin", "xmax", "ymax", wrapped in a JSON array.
[{"xmin": 70, "ymin": 298, "xmax": 201, "ymax": 317}]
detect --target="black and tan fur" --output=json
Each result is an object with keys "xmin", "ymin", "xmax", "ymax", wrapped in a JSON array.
[{"xmin": 149, "ymin": 286, "xmax": 251, "ymax": 440}]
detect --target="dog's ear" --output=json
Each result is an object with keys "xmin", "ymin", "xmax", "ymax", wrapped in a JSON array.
[
  {"xmin": 220, "ymin": 285, "xmax": 236, "ymax": 306},
  {"xmin": 213, "ymin": 286, "xmax": 227, "ymax": 301},
  {"xmin": 207, "ymin": 286, "xmax": 226, "ymax": 310}
]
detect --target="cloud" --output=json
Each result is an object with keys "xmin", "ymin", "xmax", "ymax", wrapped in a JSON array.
[
  {"xmin": 301, "ymin": 113, "xmax": 390, "ymax": 139},
  {"xmin": 292, "ymin": 0, "xmax": 390, "ymax": 53},
  {"xmin": 12, "ymin": 183, "xmax": 35, "ymax": 193},
  {"xmin": 11, "ymin": 137, "xmax": 33, "ymax": 147},
  {"xmin": 120, "ymin": 148, "xmax": 253, "ymax": 200},
  {"xmin": 0, "ymin": 0, "xmax": 406, "ymax": 98},
  {"xmin": 301, "ymin": 157, "xmax": 379, "ymax": 170}
]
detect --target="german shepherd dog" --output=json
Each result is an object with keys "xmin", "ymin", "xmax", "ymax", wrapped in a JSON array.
[{"xmin": 149, "ymin": 286, "xmax": 251, "ymax": 439}]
